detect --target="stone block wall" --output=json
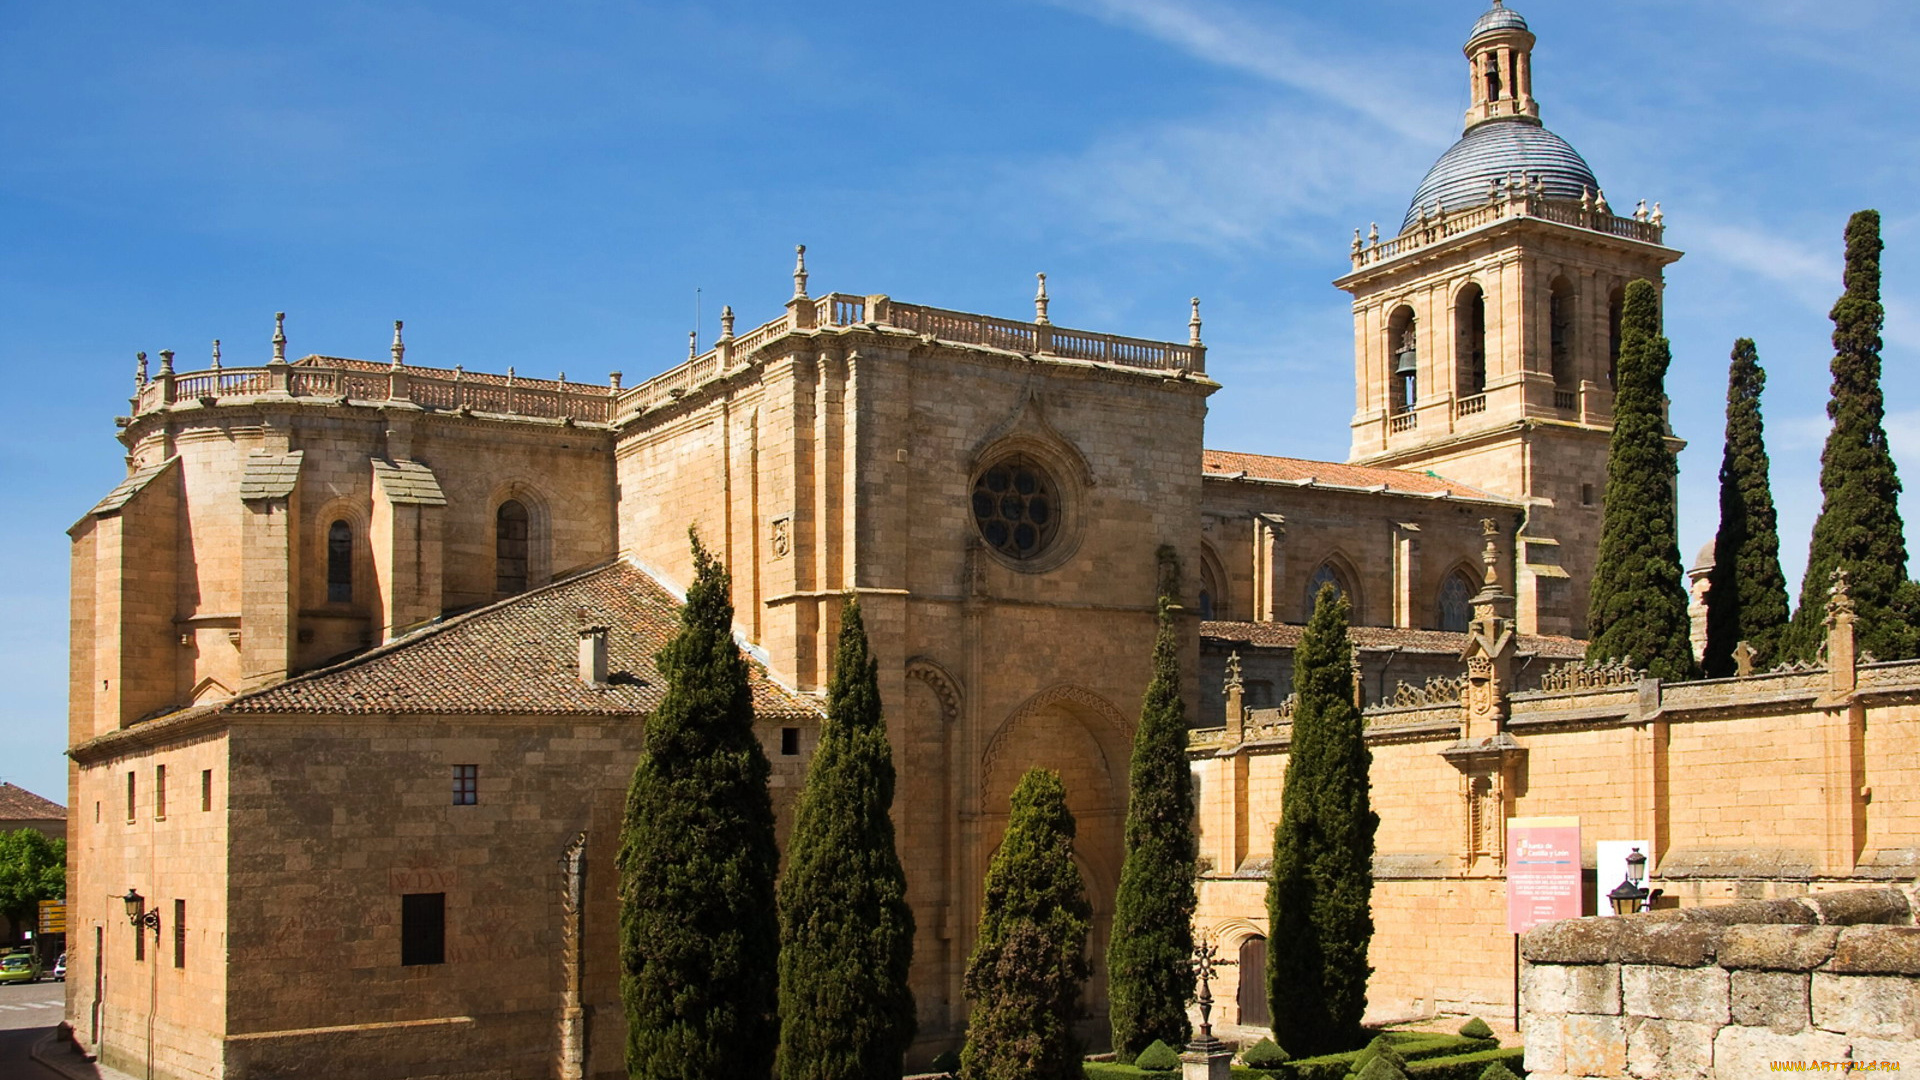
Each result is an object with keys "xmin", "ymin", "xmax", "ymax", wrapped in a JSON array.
[{"xmin": 1521, "ymin": 889, "xmax": 1920, "ymax": 1079}]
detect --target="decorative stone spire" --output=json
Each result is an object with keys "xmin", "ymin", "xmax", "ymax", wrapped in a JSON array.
[
  {"xmin": 1189, "ymin": 297, "xmax": 1203, "ymax": 347},
  {"xmin": 720, "ymin": 305, "xmax": 735, "ymax": 340},
  {"xmin": 272, "ymin": 312, "xmax": 287, "ymax": 363},
  {"xmin": 135, "ymin": 351, "xmax": 149, "ymax": 387},
  {"xmin": 390, "ymin": 320, "xmax": 406, "ymax": 368},
  {"xmin": 1034, "ymin": 272, "xmax": 1050, "ymax": 325},
  {"xmin": 158, "ymin": 349, "xmax": 175, "ymax": 375},
  {"xmin": 1367, "ymin": 222, "xmax": 1380, "ymax": 246},
  {"xmin": 211, "ymin": 339, "xmax": 222, "ymax": 370},
  {"xmin": 792, "ymin": 244, "xmax": 809, "ymax": 299}
]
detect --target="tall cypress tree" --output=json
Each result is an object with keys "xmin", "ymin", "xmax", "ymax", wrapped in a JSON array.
[
  {"xmin": 1703, "ymin": 339, "xmax": 1790, "ymax": 676},
  {"xmin": 619, "ymin": 531, "xmax": 780, "ymax": 1080},
  {"xmin": 776, "ymin": 596, "xmax": 918, "ymax": 1080},
  {"xmin": 1107, "ymin": 597, "xmax": 1198, "ymax": 1061},
  {"xmin": 1782, "ymin": 210, "xmax": 1918, "ymax": 662},
  {"xmin": 1266, "ymin": 585, "xmax": 1377, "ymax": 1057},
  {"xmin": 1586, "ymin": 279, "xmax": 1697, "ymax": 681},
  {"xmin": 961, "ymin": 768, "xmax": 1092, "ymax": 1080}
]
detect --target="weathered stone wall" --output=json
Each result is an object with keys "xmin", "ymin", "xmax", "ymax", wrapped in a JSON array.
[{"xmin": 1520, "ymin": 890, "xmax": 1920, "ymax": 1079}]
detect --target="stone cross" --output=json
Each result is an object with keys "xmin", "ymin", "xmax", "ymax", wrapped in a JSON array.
[{"xmin": 1733, "ymin": 640, "xmax": 1756, "ymax": 678}]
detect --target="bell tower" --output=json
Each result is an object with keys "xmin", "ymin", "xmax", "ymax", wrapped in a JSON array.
[{"xmin": 1335, "ymin": 1, "xmax": 1682, "ymax": 639}]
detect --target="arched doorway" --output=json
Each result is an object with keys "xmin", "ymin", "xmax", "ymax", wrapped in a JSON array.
[{"xmin": 1238, "ymin": 935, "xmax": 1269, "ymax": 1028}]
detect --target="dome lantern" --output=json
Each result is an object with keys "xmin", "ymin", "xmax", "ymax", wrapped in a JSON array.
[{"xmin": 1464, "ymin": 1, "xmax": 1539, "ymax": 132}]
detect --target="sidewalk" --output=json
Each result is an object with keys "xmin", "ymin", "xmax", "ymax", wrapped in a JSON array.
[{"xmin": 31, "ymin": 1028, "xmax": 138, "ymax": 1080}]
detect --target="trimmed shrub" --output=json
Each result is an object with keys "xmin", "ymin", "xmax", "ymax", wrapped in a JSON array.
[
  {"xmin": 1134, "ymin": 1040, "xmax": 1181, "ymax": 1073},
  {"xmin": 1455, "ymin": 1018, "xmax": 1493, "ymax": 1042},
  {"xmin": 1477, "ymin": 1063, "xmax": 1522, "ymax": 1080},
  {"xmin": 1354, "ymin": 1057, "xmax": 1408, "ymax": 1080},
  {"xmin": 1404, "ymin": 1048, "xmax": 1526, "ymax": 1080},
  {"xmin": 1279, "ymin": 1034, "xmax": 1497, "ymax": 1080},
  {"xmin": 1241, "ymin": 1038, "xmax": 1290, "ymax": 1068}
]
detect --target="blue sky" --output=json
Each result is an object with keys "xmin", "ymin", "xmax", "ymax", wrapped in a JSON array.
[{"xmin": 3, "ymin": 0, "xmax": 1916, "ymax": 800}]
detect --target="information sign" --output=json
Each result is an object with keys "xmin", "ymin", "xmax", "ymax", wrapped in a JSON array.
[
  {"xmin": 38, "ymin": 899, "xmax": 66, "ymax": 935},
  {"xmin": 1506, "ymin": 816, "xmax": 1582, "ymax": 934}
]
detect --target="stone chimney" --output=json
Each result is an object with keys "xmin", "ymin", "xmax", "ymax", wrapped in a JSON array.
[{"xmin": 578, "ymin": 625, "xmax": 609, "ymax": 687}]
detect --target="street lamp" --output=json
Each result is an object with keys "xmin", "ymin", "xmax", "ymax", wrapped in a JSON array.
[
  {"xmin": 1607, "ymin": 847, "xmax": 1649, "ymax": 916},
  {"xmin": 122, "ymin": 888, "xmax": 160, "ymax": 936}
]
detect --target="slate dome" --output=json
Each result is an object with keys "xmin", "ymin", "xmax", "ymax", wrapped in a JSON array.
[
  {"xmin": 1469, "ymin": 2, "xmax": 1529, "ymax": 41},
  {"xmin": 1401, "ymin": 121, "xmax": 1599, "ymax": 232}
]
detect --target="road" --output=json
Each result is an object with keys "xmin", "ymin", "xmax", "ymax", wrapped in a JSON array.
[{"xmin": 0, "ymin": 977, "xmax": 71, "ymax": 1079}]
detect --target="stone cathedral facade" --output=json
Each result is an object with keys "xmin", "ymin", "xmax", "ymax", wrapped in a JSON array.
[{"xmin": 59, "ymin": 5, "xmax": 1799, "ymax": 1078}]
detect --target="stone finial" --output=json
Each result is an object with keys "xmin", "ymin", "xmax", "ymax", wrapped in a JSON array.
[
  {"xmin": 211, "ymin": 339, "xmax": 222, "ymax": 370},
  {"xmin": 720, "ymin": 305, "xmax": 735, "ymax": 339},
  {"xmin": 158, "ymin": 349, "xmax": 175, "ymax": 375},
  {"xmin": 1582, "ymin": 187, "xmax": 1593, "ymax": 211},
  {"xmin": 609, "ymin": 371, "xmax": 622, "ymax": 390},
  {"xmin": 688, "ymin": 330, "xmax": 697, "ymax": 362},
  {"xmin": 1367, "ymin": 222, "xmax": 1379, "ymax": 246},
  {"xmin": 1224, "ymin": 650, "xmax": 1243, "ymax": 693},
  {"xmin": 1490, "ymin": 178, "xmax": 1504, "ymax": 203},
  {"xmin": 1733, "ymin": 640, "xmax": 1756, "ymax": 678},
  {"xmin": 1634, "ymin": 199, "xmax": 1648, "ymax": 222},
  {"xmin": 1480, "ymin": 517, "xmax": 1500, "ymax": 586},
  {"xmin": 558, "ymin": 370, "xmax": 566, "ymax": 383},
  {"xmin": 1189, "ymin": 297, "xmax": 1203, "ymax": 347},
  {"xmin": 390, "ymin": 320, "xmax": 406, "ymax": 368},
  {"xmin": 272, "ymin": 312, "xmax": 287, "ymax": 363},
  {"xmin": 1826, "ymin": 567, "xmax": 1856, "ymax": 625},
  {"xmin": 1651, "ymin": 202, "xmax": 1664, "ymax": 227},
  {"xmin": 135, "ymin": 351, "xmax": 149, "ymax": 386},
  {"xmin": 1034, "ymin": 272, "xmax": 1050, "ymax": 325},
  {"xmin": 507, "ymin": 366, "xmax": 516, "ymax": 384},
  {"xmin": 1352, "ymin": 228, "xmax": 1363, "ymax": 254},
  {"xmin": 1595, "ymin": 189, "xmax": 1610, "ymax": 215},
  {"xmin": 792, "ymin": 244, "xmax": 809, "ymax": 299}
]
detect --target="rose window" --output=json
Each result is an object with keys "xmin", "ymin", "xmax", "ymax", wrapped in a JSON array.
[{"xmin": 971, "ymin": 458, "xmax": 1060, "ymax": 559}]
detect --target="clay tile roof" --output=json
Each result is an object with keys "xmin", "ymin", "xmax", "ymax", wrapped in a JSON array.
[
  {"xmin": 1201, "ymin": 449, "xmax": 1510, "ymax": 503},
  {"xmin": 370, "ymin": 459, "xmax": 447, "ymax": 506},
  {"xmin": 0, "ymin": 782, "xmax": 65, "ymax": 820},
  {"xmin": 239, "ymin": 451, "xmax": 304, "ymax": 501},
  {"xmin": 227, "ymin": 561, "xmax": 822, "ymax": 720},
  {"xmin": 1201, "ymin": 620, "xmax": 1587, "ymax": 658}
]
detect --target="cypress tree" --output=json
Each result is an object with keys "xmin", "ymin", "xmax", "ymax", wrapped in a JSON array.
[
  {"xmin": 1266, "ymin": 585, "xmax": 1377, "ymax": 1057},
  {"xmin": 619, "ymin": 531, "xmax": 780, "ymax": 1080},
  {"xmin": 1782, "ymin": 210, "xmax": 1918, "ymax": 661},
  {"xmin": 776, "ymin": 596, "xmax": 917, "ymax": 1080},
  {"xmin": 1703, "ymin": 339, "xmax": 1791, "ymax": 676},
  {"xmin": 1107, "ymin": 596, "xmax": 1198, "ymax": 1061},
  {"xmin": 1586, "ymin": 279, "xmax": 1697, "ymax": 681},
  {"xmin": 961, "ymin": 768, "xmax": 1092, "ymax": 1080}
]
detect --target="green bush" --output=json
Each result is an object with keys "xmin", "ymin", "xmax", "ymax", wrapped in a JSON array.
[
  {"xmin": 1133, "ymin": 1040, "xmax": 1181, "ymax": 1073},
  {"xmin": 1477, "ymin": 1062, "xmax": 1521, "ymax": 1080},
  {"xmin": 1455, "ymin": 1019, "xmax": 1493, "ymax": 1042},
  {"xmin": 1276, "ymin": 1033, "xmax": 1498, "ymax": 1080},
  {"xmin": 1403, "ymin": 1048, "xmax": 1526, "ymax": 1080},
  {"xmin": 1354, "ymin": 1056, "xmax": 1408, "ymax": 1080},
  {"xmin": 1241, "ymin": 1038, "xmax": 1290, "ymax": 1068}
]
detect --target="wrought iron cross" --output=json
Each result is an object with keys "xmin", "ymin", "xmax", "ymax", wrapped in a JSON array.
[{"xmin": 1191, "ymin": 933, "xmax": 1220, "ymax": 1039}]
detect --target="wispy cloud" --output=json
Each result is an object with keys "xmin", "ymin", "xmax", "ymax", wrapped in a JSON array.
[{"xmin": 1038, "ymin": 0, "xmax": 1454, "ymax": 145}]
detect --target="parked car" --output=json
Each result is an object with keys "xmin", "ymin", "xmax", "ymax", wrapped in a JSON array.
[
  {"xmin": 0, "ymin": 951, "xmax": 40, "ymax": 984},
  {"xmin": 52, "ymin": 953, "xmax": 65, "ymax": 981}
]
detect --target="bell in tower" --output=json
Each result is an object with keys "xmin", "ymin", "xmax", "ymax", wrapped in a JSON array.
[{"xmin": 1333, "ymin": 1, "xmax": 1682, "ymax": 639}]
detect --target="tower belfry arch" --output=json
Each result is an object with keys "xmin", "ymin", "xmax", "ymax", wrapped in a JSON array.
[{"xmin": 1336, "ymin": 1, "xmax": 1682, "ymax": 638}]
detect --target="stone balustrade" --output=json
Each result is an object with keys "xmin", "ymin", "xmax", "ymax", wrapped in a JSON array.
[
  {"xmin": 1350, "ymin": 195, "xmax": 1666, "ymax": 271},
  {"xmin": 131, "ymin": 358, "xmax": 616, "ymax": 424}
]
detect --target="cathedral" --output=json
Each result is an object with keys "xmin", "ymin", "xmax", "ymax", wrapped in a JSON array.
[{"xmin": 59, "ymin": 4, "xmax": 1780, "ymax": 1077}]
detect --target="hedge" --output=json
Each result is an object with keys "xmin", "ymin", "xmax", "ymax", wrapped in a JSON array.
[{"xmin": 1281, "ymin": 1034, "xmax": 1499, "ymax": 1080}]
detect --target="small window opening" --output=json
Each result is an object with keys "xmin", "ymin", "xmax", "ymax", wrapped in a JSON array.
[
  {"xmin": 202, "ymin": 769, "xmax": 213, "ymax": 812},
  {"xmin": 173, "ymin": 899, "xmax": 186, "ymax": 969},
  {"xmin": 1388, "ymin": 307, "xmax": 1418, "ymax": 413},
  {"xmin": 401, "ymin": 893, "xmax": 446, "ymax": 966},
  {"xmin": 496, "ymin": 500, "xmax": 530, "ymax": 597},
  {"xmin": 452, "ymin": 765, "xmax": 478, "ymax": 806},
  {"xmin": 1549, "ymin": 278, "xmax": 1575, "ymax": 389},
  {"xmin": 154, "ymin": 764, "xmax": 166, "ymax": 820},
  {"xmin": 1582, "ymin": 483, "xmax": 1596, "ymax": 507},
  {"xmin": 132, "ymin": 896, "xmax": 145, "ymax": 963},
  {"xmin": 126, "ymin": 772, "xmax": 136, "ymax": 823},
  {"xmin": 1484, "ymin": 54, "xmax": 1502, "ymax": 102},
  {"xmin": 327, "ymin": 521, "xmax": 353, "ymax": 603},
  {"xmin": 1457, "ymin": 284, "xmax": 1487, "ymax": 396},
  {"xmin": 780, "ymin": 728, "xmax": 800, "ymax": 757}
]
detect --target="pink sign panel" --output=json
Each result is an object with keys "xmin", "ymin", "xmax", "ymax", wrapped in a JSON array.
[{"xmin": 1507, "ymin": 816, "xmax": 1582, "ymax": 934}]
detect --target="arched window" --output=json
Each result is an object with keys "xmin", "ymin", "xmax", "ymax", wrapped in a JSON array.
[
  {"xmin": 1306, "ymin": 561, "xmax": 1352, "ymax": 620},
  {"xmin": 1199, "ymin": 552, "xmax": 1225, "ymax": 621},
  {"xmin": 1438, "ymin": 570, "xmax": 1478, "ymax": 633},
  {"xmin": 1238, "ymin": 935, "xmax": 1270, "ymax": 1027},
  {"xmin": 1607, "ymin": 284, "xmax": 1625, "ymax": 389},
  {"xmin": 495, "ymin": 500, "xmax": 529, "ymax": 597},
  {"xmin": 1549, "ymin": 277, "xmax": 1575, "ymax": 389},
  {"xmin": 326, "ymin": 521, "xmax": 353, "ymax": 603},
  {"xmin": 1456, "ymin": 283, "xmax": 1487, "ymax": 396},
  {"xmin": 1388, "ymin": 306, "xmax": 1417, "ymax": 413}
]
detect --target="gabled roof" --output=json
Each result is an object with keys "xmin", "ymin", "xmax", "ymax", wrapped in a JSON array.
[
  {"xmin": 0, "ymin": 782, "xmax": 65, "ymax": 821},
  {"xmin": 1201, "ymin": 450, "xmax": 1510, "ymax": 503},
  {"xmin": 227, "ymin": 560, "xmax": 820, "ymax": 720},
  {"xmin": 1201, "ymin": 620, "xmax": 1586, "ymax": 658}
]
